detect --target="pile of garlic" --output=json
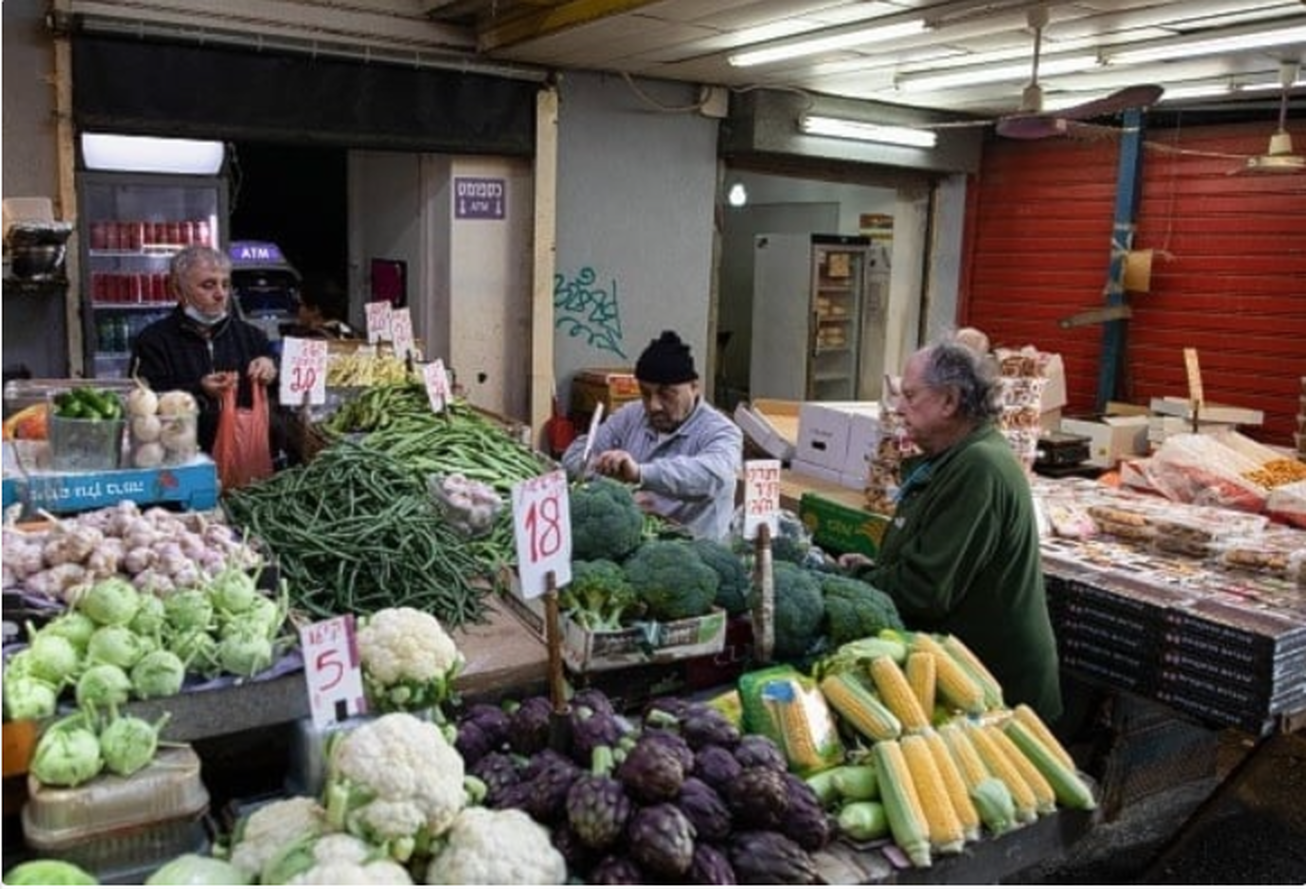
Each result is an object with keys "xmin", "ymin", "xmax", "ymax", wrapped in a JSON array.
[{"xmin": 127, "ymin": 381, "xmax": 200, "ymax": 468}]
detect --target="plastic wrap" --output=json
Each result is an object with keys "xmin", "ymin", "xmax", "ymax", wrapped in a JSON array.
[
  {"xmin": 1266, "ymin": 479, "xmax": 1306, "ymax": 530},
  {"xmin": 427, "ymin": 472, "xmax": 504, "ymax": 538}
]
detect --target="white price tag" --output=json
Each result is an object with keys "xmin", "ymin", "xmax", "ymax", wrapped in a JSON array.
[
  {"xmin": 424, "ymin": 358, "xmax": 453, "ymax": 412},
  {"xmin": 511, "ymin": 469, "xmax": 572, "ymax": 599},
  {"xmin": 299, "ymin": 614, "xmax": 368, "ymax": 729},
  {"xmin": 278, "ymin": 337, "xmax": 329, "ymax": 406},
  {"xmin": 365, "ymin": 300, "xmax": 393, "ymax": 344},
  {"xmin": 743, "ymin": 459, "xmax": 782, "ymax": 540},
  {"xmin": 391, "ymin": 307, "xmax": 415, "ymax": 359}
]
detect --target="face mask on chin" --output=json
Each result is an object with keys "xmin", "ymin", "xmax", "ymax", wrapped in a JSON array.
[{"xmin": 183, "ymin": 304, "xmax": 227, "ymax": 327}]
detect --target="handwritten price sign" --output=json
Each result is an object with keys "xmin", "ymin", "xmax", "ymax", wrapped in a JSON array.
[
  {"xmin": 279, "ymin": 337, "xmax": 328, "ymax": 406},
  {"xmin": 299, "ymin": 614, "xmax": 367, "ymax": 729},
  {"xmin": 424, "ymin": 358, "xmax": 453, "ymax": 413},
  {"xmin": 511, "ymin": 469, "xmax": 572, "ymax": 598},
  {"xmin": 743, "ymin": 459, "xmax": 782, "ymax": 540},
  {"xmin": 391, "ymin": 307, "xmax": 415, "ymax": 359},
  {"xmin": 365, "ymin": 300, "xmax": 393, "ymax": 344}
]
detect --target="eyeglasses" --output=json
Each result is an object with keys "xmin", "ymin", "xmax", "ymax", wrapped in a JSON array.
[{"xmin": 898, "ymin": 385, "xmax": 937, "ymax": 406}]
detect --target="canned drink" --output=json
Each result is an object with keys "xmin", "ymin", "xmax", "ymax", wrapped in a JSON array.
[
  {"xmin": 193, "ymin": 220, "xmax": 211, "ymax": 247},
  {"xmin": 152, "ymin": 273, "xmax": 168, "ymax": 302},
  {"xmin": 90, "ymin": 222, "xmax": 108, "ymax": 251},
  {"xmin": 129, "ymin": 274, "xmax": 144, "ymax": 303},
  {"xmin": 178, "ymin": 221, "xmax": 194, "ymax": 245},
  {"xmin": 105, "ymin": 223, "xmax": 121, "ymax": 251},
  {"xmin": 166, "ymin": 222, "xmax": 181, "ymax": 245},
  {"xmin": 113, "ymin": 274, "xmax": 129, "ymax": 303},
  {"xmin": 125, "ymin": 221, "xmax": 143, "ymax": 251}
]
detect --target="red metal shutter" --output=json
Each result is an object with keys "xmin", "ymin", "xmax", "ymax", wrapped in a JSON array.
[{"xmin": 960, "ymin": 121, "xmax": 1306, "ymax": 447}]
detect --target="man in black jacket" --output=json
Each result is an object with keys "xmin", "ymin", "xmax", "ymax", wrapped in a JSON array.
[{"xmin": 132, "ymin": 245, "xmax": 278, "ymax": 453}]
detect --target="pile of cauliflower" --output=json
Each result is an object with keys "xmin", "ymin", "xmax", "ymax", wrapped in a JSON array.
[{"xmin": 133, "ymin": 605, "xmax": 566, "ymax": 885}]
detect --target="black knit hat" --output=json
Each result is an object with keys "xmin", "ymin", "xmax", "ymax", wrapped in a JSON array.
[{"xmin": 635, "ymin": 330, "xmax": 698, "ymax": 385}]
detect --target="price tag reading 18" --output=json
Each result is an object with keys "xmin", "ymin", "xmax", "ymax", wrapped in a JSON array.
[
  {"xmin": 278, "ymin": 336, "xmax": 329, "ymax": 407},
  {"xmin": 299, "ymin": 614, "xmax": 368, "ymax": 730},
  {"xmin": 743, "ymin": 459, "xmax": 782, "ymax": 540},
  {"xmin": 511, "ymin": 469, "xmax": 572, "ymax": 598}
]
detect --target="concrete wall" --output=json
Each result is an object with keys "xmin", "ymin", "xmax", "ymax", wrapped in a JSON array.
[
  {"xmin": 2, "ymin": 0, "xmax": 59, "ymax": 204},
  {"xmin": 552, "ymin": 72, "xmax": 719, "ymax": 406}
]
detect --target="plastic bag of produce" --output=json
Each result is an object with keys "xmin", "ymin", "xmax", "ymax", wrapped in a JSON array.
[
  {"xmin": 1267, "ymin": 479, "xmax": 1306, "ymax": 530},
  {"xmin": 427, "ymin": 472, "xmax": 503, "ymax": 538},
  {"xmin": 213, "ymin": 382, "xmax": 273, "ymax": 490}
]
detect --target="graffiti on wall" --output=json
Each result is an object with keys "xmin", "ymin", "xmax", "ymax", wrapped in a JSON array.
[{"xmin": 554, "ymin": 266, "xmax": 627, "ymax": 358}]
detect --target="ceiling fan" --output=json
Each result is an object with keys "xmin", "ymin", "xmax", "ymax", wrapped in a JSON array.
[{"xmin": 926, "ymin": 5, "xmax": 1164, "ymax": 141}]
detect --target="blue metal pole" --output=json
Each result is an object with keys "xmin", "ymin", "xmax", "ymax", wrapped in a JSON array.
[{"xmin": 1096, "ymin": 107, "xmax": 1146, "ymax": 412}]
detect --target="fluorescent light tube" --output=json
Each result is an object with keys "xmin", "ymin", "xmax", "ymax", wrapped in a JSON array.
[
  {"xmin": 82, "ymin": 133, "xmax": 226, "ymax": 174},
  {"xmin": 1110, "ymin": 24, "xmax": 1306, "ymax": 65},
  {"xmin": 900, "ymin": 54, "xmax": 1100, "ymax": 93},
  {"xmin": 730, "ymin": 18, "xmax": 927, "ymax": 67},
  {"xmin": 800, "ymin": 115, "xmax": 938, "ymax": 148}
]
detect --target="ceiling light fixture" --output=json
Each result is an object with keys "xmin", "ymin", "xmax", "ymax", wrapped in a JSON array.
[
  {"xmin": 1109, "ymin": 24, "xmax": 1306, "ymax": 65},
  {"xmin": 899, "ymin": 54, "xmax": 1100, "ymax": 93},
  {"xmin": 81, "ymin": 133, "xmax": 226, "ymax": 174},
  {"xmin": 799, "ymin": 115, "xmax": 938, "ymax": 148},
  {"xmin": 729, "ymin": 18, "xmax": 927, "ymax": 67}
]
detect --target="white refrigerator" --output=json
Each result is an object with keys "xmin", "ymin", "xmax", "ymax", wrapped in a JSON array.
[{"xmin": 750, "ymin": 233, "xmax": 889, "ymax": 402}]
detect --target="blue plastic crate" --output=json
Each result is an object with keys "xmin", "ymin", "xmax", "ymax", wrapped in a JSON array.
[{"xmin": 5, "ymin": 458, "xmax": 219, "ymax": 516}]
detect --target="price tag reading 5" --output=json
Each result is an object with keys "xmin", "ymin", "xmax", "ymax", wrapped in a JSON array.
[
  {"xmin": 511, "ymin": 469, "xmax": 572, "ymax": 598},
  {"xmin": 299, "ymin": 614, "xmax": 368, "ymax": 729}
]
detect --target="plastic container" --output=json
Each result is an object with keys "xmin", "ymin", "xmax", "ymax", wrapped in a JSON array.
[
  {"xmin": 48, "ymin": 414, "xmax": 126, "ymax": 472},
  {"xmin": 128, "ymin": 409, "xmax": 200, "ymax": 468}
]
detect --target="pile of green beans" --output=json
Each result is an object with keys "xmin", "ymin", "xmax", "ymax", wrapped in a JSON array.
[{"xmin": 223, "ymin": 442, "xmax": 488, "ymax": 627}]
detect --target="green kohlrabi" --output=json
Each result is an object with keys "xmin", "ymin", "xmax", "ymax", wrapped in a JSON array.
[
  {"xmin": 40, "ymin": 612, "xmax": 97, "ymax": 652},
  {"xmin": 129, "ymin": 594, "xmax": 167, "ymax": 638},
  {"xmin": 144, "ymin": 853, "xmax": 250, "ymax": 885},
  {"xmin": 30, "ymin": 713, "xmax": 103, "ymax": 787},
  {"xmin": 76, "ymin": 663, "xmax": 133, "ymax": 709},
  {"xmin": 86, "ymin": 625, "xmax": 147, "ymax": 670},
  {"xmin": 217, "ymin": 628, "xmax": 274, "ymax": 678},
  {"xmin": 207, "ymin": 567, "xmax": 259, "ymax": 616},
  {"xmin": 164, "ymin": 589, "xmax": 215, "ymax": 634},
  {"xmin": 3, "ymin": 670, "xmax": 58, "ymax": 721},
  {"xmin": 76, "ymin": 576, "xmax": 141, "ymax": 626},
  {"xmin": 131, "ymin": 649, "xmax": 186, "ymax": 700},
  {"xmin": 99, "ymin": 707, "xmax": 169, "ymax": 777},
  {"xmin": 25, "ymin": 626, "xmax": 82, "ymax": 684},
  {"xmin": 4, "ymin": 858, "xmax": 99, "ymax": 885}
]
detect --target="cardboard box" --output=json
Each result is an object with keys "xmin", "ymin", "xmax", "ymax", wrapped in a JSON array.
[
  {"xmin": 790, "ymin": 457, "xmax": 844, "ymax": 486},
  {"xmin": 734, "ymin": 398, "xmax": 798, "ymax": 461},
  {"xmin": 1060, "ymin": 415, "xmax": 1151, "ymax": 468},
  {"xmin": 796, "ymin": 401, "xmax": 880, "ymax": 472},
  {"xmin": 1147, "ymin": 415, "xmax": 1234, "ymax": 445},
  {"xmin": 497, "ymin": 569, "xmax": 727, "ymax": 673},
  {"xmin": 1041, "ymin": 353, "xmax": 1067, "ymax": 412},
  {"xmin": 841, "ymin": 412, "xmax": 883, "ymax": 478},
  {"xmin": 798, "ymin": 492, "xmax": 890, "ymax": 558},
  {"xmin": 1149, "ymin": 396, "xmax": 1264, "ymax": 427},
  {"xmin": 570, "ymin": 368, "xmax": 640, "ymax": 422}
]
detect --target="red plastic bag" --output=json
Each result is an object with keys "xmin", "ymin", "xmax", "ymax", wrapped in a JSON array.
[{"xmin": 213, "ymin": 381, "xmax": 273, "ymax": 490}]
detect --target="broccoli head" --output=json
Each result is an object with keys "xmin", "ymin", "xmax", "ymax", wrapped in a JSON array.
[
  {"xmin": 622, "ymin": 541, "xmax": 719, "ymax": 622},
  {"xmin": 756, "ymin": 562, "xmax": 825, "ymax": 660},
  {"xmin": 818, "ymin": 574, "xmax": 904, "ymax": 646},
  {"xmin": 689, "ymin": 538, "xmax": 752, "ymax": 616},
  {"xmin": 561, "ymin": 559, "xmax": 641, "ymax": 631},
  {"xmin": 570, "ymin": 478, "xmax": 645, "ymax": 562}
]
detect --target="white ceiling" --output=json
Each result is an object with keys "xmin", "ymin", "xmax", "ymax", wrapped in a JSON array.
[{"xmin": 430, "ymin": 0, "xmax": 1306, "ymax": 122}]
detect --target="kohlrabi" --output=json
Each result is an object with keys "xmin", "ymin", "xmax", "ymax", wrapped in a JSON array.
[
  {"xmin": 75, "ymin": 662, "xmax": 133, "ymax": 709},
  {"xmin": 131, "ymin": 649, "xmax": 186, "ymax": 700},
  {"xmin": 75, "ymin": 576, "xmax": 141, "ymax": 626},
  {"xmin": 30, "ymin": 713, "xmax": 103, "ymax": 787},
  {"xmin": 85, "ymin": 625, "xmax": 147, "ymax": 670}
]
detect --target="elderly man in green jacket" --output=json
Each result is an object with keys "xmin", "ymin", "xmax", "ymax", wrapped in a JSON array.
[{"xmin": 845, "ymin": 338, "xmax": 1063, "ymax": 723}]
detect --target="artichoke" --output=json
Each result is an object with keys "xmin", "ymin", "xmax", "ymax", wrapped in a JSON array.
[
  {"xmin": 680, "ymin": 703, "xmax": 741, "ymax": 750},
  {"xmin": 551, "ymin": 823, "xmax": 599, "ymax": 874},
  {"xmin": 523, "ymin": 750, "xmax": 583, "ymax": 823},
  {"xmin": 676, "ymin": 777, "xmax": 733, "ymax": 843},
  {"xmin": 507, "ymin": 696, "xmax": 554, "ymax": 756},
  {"xmin": 471, "ymin": 751, "xmax": 522, "ymax": 806},
  {"xmin": 569, "ymin": 705, "xmax": 626, "ymax": 764},
  {"xmin": 781, "ymin": 772, "xmax": 834, "ymax": 851},
  {"xmin": 617, "ymin": 734, "xmax": 686, "ymax": 803},
  {"xmin": 566, "ymin": 747, "xmax": 632, "ymax": 850},
  {"xmin": 454, "ymin": 703, "xmax": 511, "ymax": 767},
  {"xmin": 688, "ymin": 844, "xmax": 737, "ymax": 885},
  {"xmin": 725, "ymin": 766, "xmax": 789, "ymax": 830},
  {"xmin": 639, "ymin": 728, "xmax": 694, "ymax": 772},
  {"xmin": 572, "ymin": 687, "xmax": 617, "ymax": 718},
  {"xmin": 728, "ymin": 830, "xmax": 821, "ymax": 885},
  {"xmin": 733, "ymin": 734, "xmax": 788, "ymax": 772},
  {"xmin": 691, "ymin": 744, "xmax": 742, "ymax": 792},
  {"xmin": 627, "ymin": 803, "xmax": 696, "ymax": 878},
  {"xmin": 588, "ymin": 855, "xmax": 647, "ymax": 884}
]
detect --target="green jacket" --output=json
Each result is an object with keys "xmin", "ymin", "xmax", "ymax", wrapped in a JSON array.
[{"xmin": 864, "ymin": 423, "xmax": 1063, "ymax": 722}]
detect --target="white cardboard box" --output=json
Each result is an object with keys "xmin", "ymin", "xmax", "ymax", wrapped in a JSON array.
[
  {"xmin": 841, "ymin": 411, "xmax": 883, "ymax": 478},
  {"xmin": 1060, "ymin": 415, "xmax": 1151, "ymax": 468},
  {"xmin": 796, "ymin": 401, "xmax": 881, "ymax": 473},
  {"xmin": 1041, "ymin": 354, "xmax": 1067, "ymax": 412},
  {"xmin": 733, "ymin": 399, "xmax": 798, "ymax": 461},
  {"xmin": 1149, "ymin": 396, "xmax": 1264, "ymax": 427},
  {"xmin": 790, "ymin": 457, "xmax": 845, "ymax": 486}
]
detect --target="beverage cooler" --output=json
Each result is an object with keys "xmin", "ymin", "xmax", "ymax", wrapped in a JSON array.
[
  {"xmin": 76, "ymin": 136, "xmax": 228, "ymax": 379},
  {"xmin": 750, "ymin": 233, "xmax": 890, "ymax": 402}
]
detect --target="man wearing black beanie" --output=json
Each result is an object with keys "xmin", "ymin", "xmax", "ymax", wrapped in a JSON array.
[{"xmin": 561, "ymin": 331, "xmax": 742, "ymax": 541}]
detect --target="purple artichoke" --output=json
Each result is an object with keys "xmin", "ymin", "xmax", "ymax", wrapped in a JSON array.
[
  {"xmin": 567, "ymin": 747, "xmax": 632, "ymax": 850},
  {"xmin": 687, "ymin": 843, "xmax": 737, "ymax": 885},
  {"xmin": 639, "ymin": 727, "xmax": 695, "ymax": 772},
  {"xmin": 728, "ymin": 830, "xmax": 821, "ymax": 885},
  {"xmin": 617, "ymin": 734, "xmax": 686, "ymax": 803},
  {"xmin": 507, "ymin": 696, "xmax": 554, "ymax": 756},
  {"xmin": 680, "ymin": 702, "xmax": 741, "ymax": 750},
  {"xmin": 691, "ymin": 744, "xmax": 742, "ymax": 792},
  {"xmin": 627, "ymin": 803, "xmax": 697, "ymax": 878},
  {"xmin": 454, "ymin": 703, "xmax": 511, "ymax": 767},
  {"xmin": 551, "ymin": 823, "xmax": 599, "ymax": 874},
  {"xmin": 524, "ymin": 750, "xmax": 583, "ymax": 823},
  {"xmin": 588, "ymin": 855, "xmax": 647, "ymax": 884},
  {"xmin": 781, "ymin": 772, "xmax": 834, "ymax": 851},
  {"xmin": 724, "ymin": 766, "xmax": 789, "ymax": 830},
  {"xmin": 733, "ymin": 734, "xmax": 788, "ymax": 772},
  {"xmin": 471, "ymin": 750, "xmax": 522, "ymax": 806},
  {"xmin": 675, "ymin": 777, "xmax": 733, "ymax": 843},
  {"xmin": 569, "ymin": 705, "xmax": 627, "ymax": 764},
  {"xmin": 572, "ymin": 687, "xmax": 617, "ymax": 718},
  {"xmin": 642, "ymin": 695, "xmax": 691, "ymax": 722}
]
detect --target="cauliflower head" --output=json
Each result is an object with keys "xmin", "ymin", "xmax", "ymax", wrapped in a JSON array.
[
  {"xmin": 326, "ymin": 713, "xmax": 468, "ymax": 862},
  {"xmin": 425, "ymin": 807, "xmax": 566, "ymax": 885},
  {"xmin": 229, "ymin": 795, "xmax": 327, "ymax": 879},
  {"xmin": 264, "ymin": 832, "xmax": 411, "ymax": 885},
  {"xmin": 357, "ymin": 607, "xmax": 463, "ymax": 713}
]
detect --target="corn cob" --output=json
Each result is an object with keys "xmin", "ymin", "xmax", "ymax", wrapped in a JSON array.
[
  {"xmin": 983, "ymin": 724, "xmax": 1057, "ymax": 815},
  {"xmin": 1004, "ymin": 719, "xmax": 1097, "ymax": 811},
  {"xmin": 911, "ymin": 635, "xmax": 986, "ymax": 715},
  {"xmin": 820, "ymin": 673, "xmax": 902, "ymax": 742},
  {"xmin": 900, "ymin": 733, "xmax": 966, "ymax": 854},
  {"xmin": 905, "ymin": 652, "xmax": 937, "ymax": 721},
  {"xmin": 869, "ymin": 655, "xmax": 930, "ymax": 733},
  {"xmin": 872, "ymin": 739, "xmax": 933, "ymax": 868},
  {"xmin": 770, "ymin": 683, "xmax": 829, "ymax": 775},
  {"xmin": 964, "ymin": 722, "xmax": 1039, "ymax": 824},
  {"xmin": 1012, "ymin": 703, "xmax": 1075, "ymax": 771},
  {"xmin": 923, "ymin": 729, "xmax": 981, "ymax": 842},
  {"xmin": 970, "ymin": 775, "xmax": 1017, "ymax": 836},
  {"xmin": 941, "ymin": 634, "xmax": 1005, "ymax": 709},
  {"xmin": 938, "ymin": 722, "xmax": 988, "ymax": 792}
]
